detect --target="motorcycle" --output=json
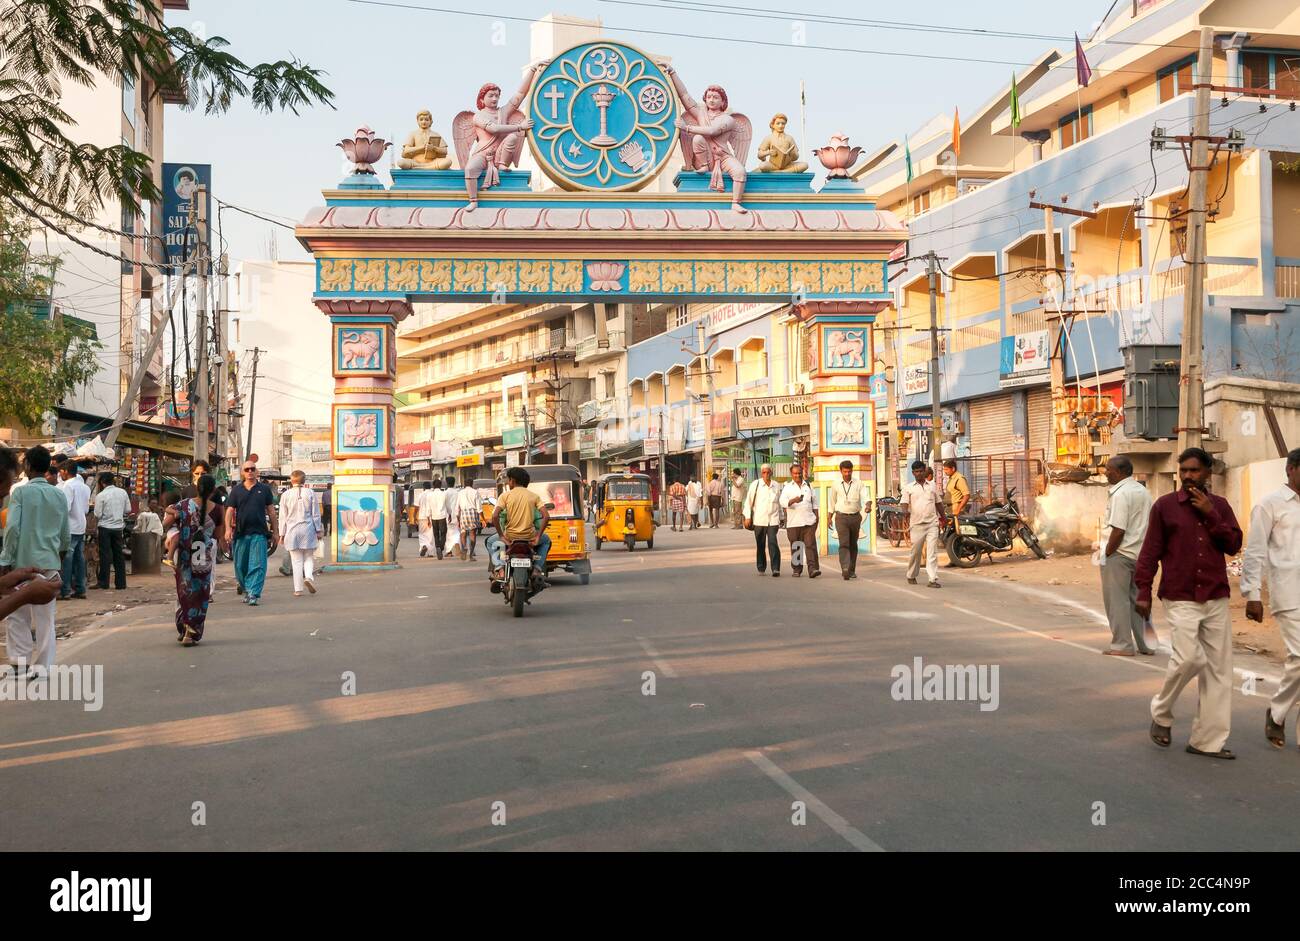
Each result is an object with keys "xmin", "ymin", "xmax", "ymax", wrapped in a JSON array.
[
  {"xmin": 942, "ymin": 487, "xmax": 1046, "ymax": 568},
  {"xmin": 491, "ymin": 539, "xmax": 546, "ymax": 617}
]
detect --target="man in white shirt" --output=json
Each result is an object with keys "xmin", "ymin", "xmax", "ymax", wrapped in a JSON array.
[
  {"xmin": 780, "ymin": 463, "xmax": 820, "ymax": 578},
  {"xmin": 743, "ymin": 463, "xmax": 783, "ymax": 577},
  {"xmin": 730, "ymin": 469, "xmax": 746, "ymax": 529},
  {"xmin": 92, "ymin": 472, "xmax": 130, "ymax": 590},
  {"xmin": 1099, "ymin": 456, "xmax": 1156, "ymax": 656},
  {"xmin": 444, "ymin": 479, "xmax": 464, "ymax": 559},
  {"xmin": 429, "ymin": 478, "xmax": 449, "ymax": 559},
  {"xmin": 1245, "ymin": 449, "xmax": 1300, "ymax": 748},
  {"xmin": 415, "ymin": 482, "xmax": 437, "ymax": 558},
  {"xmin": 57, "ymin": 462, "xmax": 91, "ymax": 599},
  {"xmin": 828, "ymin": 459, "xmax": 870, "ymax": 580},
  {"xmin": 900, "ymin": 460, "xmax": 943, "ymax": 588}
]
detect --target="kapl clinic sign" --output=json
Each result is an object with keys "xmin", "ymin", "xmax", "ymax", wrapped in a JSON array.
[{"xmin": 162, "ymin": 163, "xmax": 211, "ymax": 263}]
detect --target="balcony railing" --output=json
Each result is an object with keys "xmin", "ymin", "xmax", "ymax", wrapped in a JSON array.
[
  {"xmin": 1277, "ymin": 261, "xmax": 1300, "ymax": 299},
  {"xmin": 575, "ymin": 330, "xmax": 626, "ymax": 360}
]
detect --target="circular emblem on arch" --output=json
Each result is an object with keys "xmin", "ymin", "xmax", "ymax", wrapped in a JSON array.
[{"xmin": 528, "ymin": 41, "xmax": 678, "ymax": 192}]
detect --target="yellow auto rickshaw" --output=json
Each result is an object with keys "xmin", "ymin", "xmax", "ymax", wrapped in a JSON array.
[
  {"xmin": 473, "ymin": 476, "xmax": 499, "ymax": 529},
  {"xmin": 521, "ymin": 464, "xmax": 591, "ymax": 585},
  {"xmin": 594, "ymin": 471, "xmax": 655, "ymax": 551}
]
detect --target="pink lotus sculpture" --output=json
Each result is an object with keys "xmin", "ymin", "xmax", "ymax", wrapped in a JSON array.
[
  {"xmin": 338, "ymin": 126, "xmax": 391, "ymax": 175},
  {"xmin": 587, "ymin": 261, "xmax": 626, "ymax": 291},
  {"xmin": 812, "ymin": 132, "xmax": 863, "ymax": 179}
]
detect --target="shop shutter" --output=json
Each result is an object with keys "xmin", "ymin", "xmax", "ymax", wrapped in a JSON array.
[
  {"xmin": 1027, "ymin": 386, "xmax": 1054, "ymax": 460},
  {"xmin": 968, "ymin": 394, "xmax": 1015, "ymax": 455}
]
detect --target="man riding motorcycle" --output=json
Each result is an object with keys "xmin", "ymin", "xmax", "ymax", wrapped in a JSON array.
[{"xmin": 485, "ymin": 466, "xmax": 552, "ymax": 590}]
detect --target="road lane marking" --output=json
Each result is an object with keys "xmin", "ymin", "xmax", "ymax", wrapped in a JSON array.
[
  {"xmin": 635, "ymin": 637, "xmax": 677, "ymax": 677},
  {"xmin": 745, "ymin": 751, "xmax": 884, "ymax": 852}
]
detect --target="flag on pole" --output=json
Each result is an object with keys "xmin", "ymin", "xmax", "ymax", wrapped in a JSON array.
[
  {"xmin": 1009, "ymin": 74, "xmax": 1021, "ymax": 129},
  {"xmin": 951, "ymin": 108, "xmax": 961, "ymax": 159},
  {"xmin": 1074, "ymin": 33, "xmax": 1092, "ymax": 87},
  {"xmin": 904, "ymin": 135, "xmax": 913, "ymax": 182}
]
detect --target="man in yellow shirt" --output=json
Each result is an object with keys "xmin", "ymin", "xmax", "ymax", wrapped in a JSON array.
[
  {"xmin": 942, "ymin": 459, "xmax": 970, "ymax": 518},
  {"xmin": 487, "ymin": 466, "xmax": 551, "ymax": 581}
]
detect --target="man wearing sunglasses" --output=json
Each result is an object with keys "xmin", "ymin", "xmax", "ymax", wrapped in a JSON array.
[{"xmin": 224, "ymin": 460, "xmax": 278, "ymax": 606}]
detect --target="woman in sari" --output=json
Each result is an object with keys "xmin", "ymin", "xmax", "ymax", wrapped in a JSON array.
[{"xmin": 164, "ymin": 473, "xmax": 223, "ymax": 647}]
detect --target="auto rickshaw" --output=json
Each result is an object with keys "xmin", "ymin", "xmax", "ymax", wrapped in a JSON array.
[
  {"xmin": 520, "ymin": 464, "xmax": 591, "ymax": 585},
  {"xmin": 594, "ymin": 471, "xmax": 655, "ymax": 551},
  {"xmin": 473, "ymin": 476, "xmax": 499, "ymax": 529}
]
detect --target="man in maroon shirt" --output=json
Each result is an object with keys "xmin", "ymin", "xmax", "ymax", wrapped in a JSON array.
[{"xmin": 1136, "ymin": 447, "xmax": 1243, "ymax": 759}]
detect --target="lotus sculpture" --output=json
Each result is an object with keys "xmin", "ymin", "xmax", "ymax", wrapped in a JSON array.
[
  {"xmin": 812, "ymin": 132, "xmax": 863, "ymax": 179},
  {"xmin": 339, "ymin": 508, "xmax": 382, "ymax": 549},
  {"xmin": 586, "ymin": 261, "xmax": 626, "ymax": 291},
  {"xmin": 338, "ymin": 126, "xmax": 391, "ymax": 175}
]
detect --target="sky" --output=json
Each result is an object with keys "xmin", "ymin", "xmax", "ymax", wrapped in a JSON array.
[{"xmin": 164, "ymin": 0, "xmax": 1115, "ymax": 266}]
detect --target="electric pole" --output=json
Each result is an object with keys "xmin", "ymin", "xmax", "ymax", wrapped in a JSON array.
[
  {"xmin": 684, "ymin": 321, "xmax": 719, "ymax": 482},
  {"xmin": 245, "ymin": 347, "xmax": 261, "ymax": 459},
  {"xmin": 926, "ymin": 251, "xmax": 944, "ymax": 464},
  {"xmin": 535, "ymin": 349, "xmax": 575, "ymax": 465},
  {"xmin": 193, "ymin": 185, "xmax": 210, "ymax": 463},
  {"xmin": 215, "ymin": 251, "xmax": 229, "ymax": 464},
  {"xmin": 1176, "ymin": 25, "xmax": 1215, "ymax": 453}
]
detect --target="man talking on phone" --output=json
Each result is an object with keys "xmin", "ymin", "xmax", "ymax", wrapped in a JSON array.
[{"xmin": 1137, "ymin": 447, "xmax": 1243, "ymax": 759}]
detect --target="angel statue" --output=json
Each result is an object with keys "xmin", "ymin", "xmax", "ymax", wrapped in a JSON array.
[
  {"xmin": 662, "ymin": 64, "xmax": 751, "ymax": 213},
  {"xmin": 452, "ymin": 61, "xmax": 549, "ymax": 212}
]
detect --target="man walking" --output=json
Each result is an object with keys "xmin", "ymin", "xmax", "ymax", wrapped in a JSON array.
[
  {"xmin": 457, "ymin": 477, "xmax": 481, "ymax": 561},
  {"xmin": 92, "ymin": 471, "xmax": 129, "ymax": 591},
  {"xmin": 730, "ymin": 469, "xmax": 746, "ymax": 528},
  {"xmin": 1100, "ymin": 456, "xmax": 1156, "ymax": 657},
  {"xmin": 429, "ymin": 478, "xmax": 449, "ymax": 559},
  {"xmin": 828, "ymin": 459, "xmax": 868, "ymax": 580},
  {"xmin": 685, "ymin": 474, "xmax": 703, "ymax": 530},
  {"xmin": 225, "ymin": 458, "xmax": 278, "ymax": 606},
  {"xmin": 2, "ymin": 446, "xmax": 69, "ymax": 675},
  {"xmin": 1138, "ymin": 447, "xmax": 1243, "ymax": 759},
  {"xmin": 415, "ymin": 482, "xmax": 436, "ymax": 558},
  {"xmin": 57, "ymin": 460, "xmax": 90, "ymax": 599},
  {"xmin": 1244, "ymin": 448, "xmax": 1300, "ymax": 749},
  {"xmin": 901, "ymin": 459, "xmax": 943, "ymax": 588},
  {"xmin": 705, "ymin": 472, "xmax": 724, "ymax": 528},
  {"xmin": 781, "ymin": 463, "xmax": 820, "ymax": 578},
  {"xmin": 743, "ymin": 463, "xmax": 782, "ymax": 577}
]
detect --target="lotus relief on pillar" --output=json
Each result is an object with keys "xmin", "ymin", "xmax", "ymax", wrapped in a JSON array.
[
  {"xmin": 340, "ymin": 509, "xmax": 382, "ymax": 548},
  {"xmin": 338, "ymin": 126, "xmax": 391, "ymax": 175},
  {"xmin": 812, "ymin": 132, "xmax": 863, "ymax": 179}
]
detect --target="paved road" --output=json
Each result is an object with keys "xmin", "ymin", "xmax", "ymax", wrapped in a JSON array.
[{"xmin": 2, "ymin": 525, "xmax": 1296, "ymax": 851}]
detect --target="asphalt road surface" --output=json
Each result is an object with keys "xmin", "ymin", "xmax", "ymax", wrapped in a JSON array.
[{"xmin": 2, "ymin": 525, "xmax": 1296, "ymax": 851}]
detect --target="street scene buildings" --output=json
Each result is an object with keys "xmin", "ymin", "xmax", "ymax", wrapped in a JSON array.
[{"xmin": 1, "ymin": 0, "xmax": 1299, "ymax": 867}]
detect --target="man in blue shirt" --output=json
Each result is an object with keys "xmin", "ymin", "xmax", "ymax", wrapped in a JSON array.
[
  {"xmin": 224, "ymin": 458, "xmax": 278, "ymax": 606},
  {"xmin": 2, "ymin": 446, "xmax": 69, "ymax": 673}
]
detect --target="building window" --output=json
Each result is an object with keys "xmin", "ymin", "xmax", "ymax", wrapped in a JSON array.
[
  {"xmin": 911, "ymin": 190, "xmax": 930, "ymax": 215},
  {"xmin": 122, "ymin": 70, "xmax": 136, "ymax": 127},
  {"xmin": 1059, "ymin": 106, "xmax": 1093, "ymax": 149},
  {"xmin": 1240, "ymin": 50, "xmax": 1300, "ymax": 99},
  {"xmin": 669, "ymin": 305, "xmax": 691, "ymax": 329},
  {"xmin": 1157, "ymin": 55, "xmax": 1196, "ymax": 102}
]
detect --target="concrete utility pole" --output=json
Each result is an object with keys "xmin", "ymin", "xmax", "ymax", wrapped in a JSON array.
[
  {"xmin": 215, "ymin": 252, "xmax": 229, "ymax": 463},
  {"xmin": 245, "ymin": 347, "xmax": 261, "ymax": 459},
  {"xmin": 684, "ymin": 320, "xmax": 719, "ymax": 483},
  {"xmin": 192, "ymin": 185, "xmax": 210, "ymax": 463},
  {"xmin": 926, "ymin": 251, "xmax": 943, "ymax": 463},
  {"xmin": 1176, "ymin": 26, "xmax": 1215, "ymax": 453}
]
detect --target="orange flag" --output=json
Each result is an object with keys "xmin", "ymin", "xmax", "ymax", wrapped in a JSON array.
[{"xmin": 952, "ymin": 108, "xmax": 961, "ymax": 159}]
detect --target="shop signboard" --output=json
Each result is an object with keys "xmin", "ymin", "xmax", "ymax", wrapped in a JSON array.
[
  {"xmin": 999, "ymin": 331, "xmax": 1051, "ymax": 389},
  {"xmin": 870, "ymin": 373, "xmax": 888, "ymax": 405},
  {"xmin": 903, "ymin": 364, "xmax": 929, "ymax": 396},
  {"xmin": 734, "ymin": 394, "xmax": 810, "ymax": 431},
  {"xmin": 456, "ymin": 447, "xmax": 484, "ymax": 468},
  {"xmin": 710, "ymin": 411, "xmax": 733, "ymax": 438},
  {"xmin": 502, "ymin": 426, "xmax": 527, "ymax": 449},
  {"xmin": 161, "ymin": 163, "xmax": 211, "ymax": 263},
  {"xmin": 897, "ymin": 411, "xmax": 933, "ymax": 431},
  {"xmin": 579, "ymin": 427, "xmax": 598, "ymax": 459},
  {"xmin": 702, "ymin": 301, "xmax": 784, "ymax": 337}
]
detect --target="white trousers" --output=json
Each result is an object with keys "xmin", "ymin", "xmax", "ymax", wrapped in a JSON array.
[
  {"xmin": 289, "ymin": 548, "xmax": 315, "ymax": 593},
  {"xmin": 907, "ymin": 521, "xmax": 940, "ymax": 583},
  {"xmin": 5, "ymin": 599, "xmax": 56, "ymax": 670},
  {"xmin": 1150, "ymin": 597, "xmax": 1232, "ymax": 752},
  {"xmin": 1269, "ymin": 608, "xmax": 1300, "ymax": 726}
]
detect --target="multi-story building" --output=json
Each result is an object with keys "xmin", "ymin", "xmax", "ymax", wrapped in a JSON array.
[{"xmin": 855, "ymin": 0, "xmax": 1300, "ymax": 498}]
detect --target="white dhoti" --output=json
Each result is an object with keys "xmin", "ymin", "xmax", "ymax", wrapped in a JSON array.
[
  {"xmin": 446, "ymin": 521, "xmax": 461, "ymax": 556},
  {"xmin": 418, "ymin": 520, "xmax": 434, "ymax": 553},
  {"xmin": 5, "ymin": 599, "xmax": 57, "ymax": 670},
  {"xmin": 1269, "ymin": 608, "xmax": 1300, "ymax": 727}
]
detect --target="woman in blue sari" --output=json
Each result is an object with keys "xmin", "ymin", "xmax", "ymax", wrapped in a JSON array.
[{"xmin": 164, "ymin": 473, "xmax": 224, "ymax": 647}]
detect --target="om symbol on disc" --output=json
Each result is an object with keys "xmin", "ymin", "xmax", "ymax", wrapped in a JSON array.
[{"xmin": 528, "ymin": 41, "xmax": 678, "ymax": 192}]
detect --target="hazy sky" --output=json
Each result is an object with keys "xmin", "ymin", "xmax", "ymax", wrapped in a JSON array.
[{"xmin": 165, "ymin": 0, "xmax": 1111, "ymax": 265}]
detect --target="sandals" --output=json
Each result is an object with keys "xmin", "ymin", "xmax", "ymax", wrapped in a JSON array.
[
  {"xmin": 1185, "ymin": 744, "xmax": 1236, "ymax": 760},
  {"xmin": 1266, "ymin": 710, "xmax": 1286, "ymax": 748},
  {"xmin": 1149, "ymin": 720, "xmax": 1171, "ymax": 747}
]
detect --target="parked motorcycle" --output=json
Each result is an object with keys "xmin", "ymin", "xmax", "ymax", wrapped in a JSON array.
[
  {"xmin": 942, "ymin": 487, "xmax": 1046, "ymax": 567},
  {"xmin": 491, "ymin": 539, "xmax": 547, "ymax": 617}
]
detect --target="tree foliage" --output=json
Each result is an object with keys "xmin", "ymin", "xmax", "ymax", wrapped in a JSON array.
[
  {"xmin": 0, "ymin": 215, "xmax": 101, "ymax": 429},
  {"xmin": 0, "ymin": 0, "xmax": 335, "ymax": 218}
]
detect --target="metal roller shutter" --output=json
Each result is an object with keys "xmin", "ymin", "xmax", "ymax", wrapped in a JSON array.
[
  {"xmin": 1027, "ymin": 386, "xmax": 1054, "ymax": 457},
  {"xmin": 968, "ymin": 394, "xmax": 1015, "ymax": 455}
]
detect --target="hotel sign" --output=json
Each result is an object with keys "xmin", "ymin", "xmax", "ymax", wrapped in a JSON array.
[{"xmin": 734, "ymin": 394, "xmax": 810, "ymax": 431}]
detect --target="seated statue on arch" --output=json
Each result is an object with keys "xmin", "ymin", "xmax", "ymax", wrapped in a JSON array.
[
  {"xmin": 452, "ymin": 62, "xmax": 548, "ymax": 212},
  {"xmin": 396, "ymin": 110, "xmax": 452, "ymax": 170},
  {"xmin": 755, "ymin": 113, "xmax": 808, "ymax": 173},
  {"xmin": 662, "ymin": 64, "xmax": 752, "ymax": 213}
]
